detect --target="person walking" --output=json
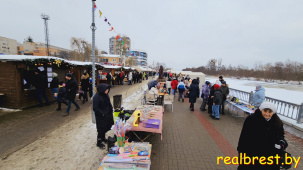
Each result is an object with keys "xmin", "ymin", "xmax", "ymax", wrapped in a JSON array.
[
  {"xmin": 200, "ymin": 81, "xmax": 211, "ymax": 111},
  {"xmin": 56, "ymin": 81, "xmax": 67, "ymax": 111},
  {"xmin": 237, "ymin": 102, "xmax": 288, "ymax": 170},
  {"xmin": 189, "ymin": 79, "xmax": 200, "ymax": 111},
  {"xmin": 50, "ymin": 72, "xmax": 59, "ymax": 101},
  {"xmin": 33, "ymin": 69, "xmax": 49, "ymax": 107},
  {"xmin": 166, "ymin": 77, "xmax": 172, "ymax": 95},
  {"xmin": 219, "ymin": 75, "xmax": 224, "ymax": 84},
  {"xmin": 120, "ymin": 71, "xmax": 124, "ymax": 85},
  {"xmin": 171, "ymin": 78, "xmax": 178, "ymax": 96},
  {"xmin": 128, "ymin": 72, "xmax": 132, "ymax": 85},
  {"xmin": 81, "ymin": 72, "xmax": 90, "ymax": 104},
  {"xmin": 63, "ymin": 73, "xmax": 80, "ymax": 116},
  {"xmin": 93, "ymin": 83, "xmax": 114, "ymax": 149},
  {"xmin": 252, "ymin": 84, "xmax": 265, "ymax": 109},
  {"xmin": 210, "ymin": 84, "xmax": 222, "ymax": 120},
  {"xmin": 177, "ymin": 79, "xmax": 186, "ymax": 102},
  {"xmin": 220, "ymin": 81, "xmax": 229, "ymax": 115}
]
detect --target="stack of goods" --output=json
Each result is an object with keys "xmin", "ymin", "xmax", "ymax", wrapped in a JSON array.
[
  {"xmin": 112, "ymin": 118, "xmax": 132, "ymax": 147},
  {"xmin": 99, "ymin": 142, "xmax": 152, "ymax": 170}
]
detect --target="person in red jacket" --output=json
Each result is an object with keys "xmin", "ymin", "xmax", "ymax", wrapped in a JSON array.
[{"xmin": 171, "ymin": 78, "xmax": 178, "ymax": 96}]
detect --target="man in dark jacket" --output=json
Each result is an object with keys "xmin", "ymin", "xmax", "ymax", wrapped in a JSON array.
[
  {"xmin": 81, "ymin": 73, "xmax": 90, "ymax": 104},
  {"xmin": 208, "ymin": 84, "xmax": 215, "ymax": 114},
  {"xmin": 106, "ymin": 72, "xmax": 112, "ymax": 87},
  {"xmin": 93, "ymin": 83, "xmax": 114, "ymax": 149},
  {"xmin": 210, "ymin": 84, "xmax": 222, "ymax": 120},
  {"xmin": 33, "ymin": 69, "xmax": 49, "ymax": 107},
  {"xmin": 220, "ymin": 81, "xmax": 229, "ymax": 115},
  {"xmin": 189, "ymin": 79, "xmax": 200, "ymax": 111},
  {"xmin": 56, "ymin": 81, "xmax": 67, "ymax": 111},
  {"xmin": 63, "ymin": 73, "xmax": 80, "ymax": 116},
  {"xmin": 50, "ymin": 72, "xmax": 59, "ymax": 101}
]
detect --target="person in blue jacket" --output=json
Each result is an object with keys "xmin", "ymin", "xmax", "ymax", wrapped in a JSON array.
[{"xmin": 252, "ymin": 84, "xmax": 265, "ymax": 109}]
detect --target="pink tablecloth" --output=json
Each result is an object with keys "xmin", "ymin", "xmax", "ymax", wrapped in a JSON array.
[{"xmin": 130, "ymin": 106, "xmax": 164, "ymax": 140}]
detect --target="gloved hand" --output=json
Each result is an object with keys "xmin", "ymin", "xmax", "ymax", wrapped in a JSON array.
[{"xmin": 275, "ymin": 144, "xmax": 281, "ymax": 150}]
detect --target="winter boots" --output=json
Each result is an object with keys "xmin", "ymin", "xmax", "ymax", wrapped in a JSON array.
[{"xmin": 97, "ymin": 138, "xmax": 105, "ymax": 149}]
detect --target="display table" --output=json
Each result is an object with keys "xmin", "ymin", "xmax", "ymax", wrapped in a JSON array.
[
  {"xmin": 226, "ymin": 100, "xmax": 254, "ymax": 117},
  {"xmin": 130, "ymin": 105, "xmax": 164, "ymax": 141},
  {"xmin": 98, "ymin": 142, "xmax": 152, "ymax": 170}
]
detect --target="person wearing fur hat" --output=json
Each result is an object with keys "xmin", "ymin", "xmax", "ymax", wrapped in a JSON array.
[
  {"xmin": 63, "ymin": 73, "xmax": 80, "ymax": 116},
  {"xmin": 200, "ymin": 81, "xmax": 211, "ymax": 111},
  {"xmin": 237, "ymin": 102, "xmax": 287, "ymax": 170},
  {"xmin": 210, "ymin": 84, "xmax": 222, "ymax": 120},
  {"xmin": 252, "ymin": 84, "xmax": 265, "ymax": 109},
  {"xmin": 219, "ymin": 81, "xmax": 229, "ymax": 115}
]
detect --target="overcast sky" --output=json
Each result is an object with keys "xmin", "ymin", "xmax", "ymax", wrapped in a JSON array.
[{"xmin": 1, "ymin": 0, "xmax": 303, "ymax": 70}]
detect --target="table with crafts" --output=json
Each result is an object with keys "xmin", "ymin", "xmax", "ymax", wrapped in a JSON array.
[
  {"xmin": 98, "ymin": 142, "xmax": 152, "ymax": 170},
  {"xmin": 129, "ymin": 105, "xmax": 164, "ymax": 142},
  {"xmin": 226, "ymin": 99, "xmax": 254, "ymax": 117}
]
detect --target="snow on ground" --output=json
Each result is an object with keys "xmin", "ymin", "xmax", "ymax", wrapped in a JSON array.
[
  {"xmin": 0, "ymin": 84, "xmax": 147, "ymax": 170},
  {"xmin": 205, "ymin": 76, "xmax": 303, "ymax": 129}
]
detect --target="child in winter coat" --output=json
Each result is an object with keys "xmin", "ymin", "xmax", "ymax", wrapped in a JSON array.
[
  {"xmin": 211, "ymin": 84, "xmax": 222, "ymax": 120},
  {"xmin": 56, "ymin": 81, "xmax": 67, "ymax": 111}
]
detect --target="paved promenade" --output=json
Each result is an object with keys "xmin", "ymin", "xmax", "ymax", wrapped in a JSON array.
[{"xmin": 148, "ymin": 97, "xmax": 303, "ymax": 170}]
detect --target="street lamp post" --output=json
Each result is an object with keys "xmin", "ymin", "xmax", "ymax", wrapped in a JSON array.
[{"xmin": 91, "ymin": 0, "xmax": 97, "ymax": 123}]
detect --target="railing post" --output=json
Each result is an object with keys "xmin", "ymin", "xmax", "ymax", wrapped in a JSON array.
[
  {"xmin": 297, "ymin": 103, "xmax": 303, "ymax": 124},
  {"xmin": 249, "ymin": 91, "xmax": 253, "ymax": 104}
]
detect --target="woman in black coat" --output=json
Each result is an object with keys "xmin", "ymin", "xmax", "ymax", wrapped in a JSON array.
[
  {"xmin": 93, "ymin": 83, "xmax": 114, "ymax": 149},
  {"xmin": 237, "ymin": 102, "xmax": 287, "ymax": 170},
  {"xmin": 189, "ymin": 79, "xmax": 200, "ymax": 111}
]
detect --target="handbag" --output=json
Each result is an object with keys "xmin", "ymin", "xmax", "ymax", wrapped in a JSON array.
[{"xmin": 279, "ymin": 151, "xmax": 292, "ymax": 169}]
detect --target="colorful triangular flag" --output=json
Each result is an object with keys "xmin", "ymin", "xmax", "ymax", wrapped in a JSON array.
[
  {"xmin": 116, "ymin": 35, "xmax": 120, "ymax": 40},
  {"xmin": 99, "ymin": 10, "xmax": 102, "ymax": 18},
  {"xmin": 109, "ymin": 27, "xmax": 113, "ymax": 31},
  {"xmin": 104, "ymin": 17, "xmax": 107, "ymax": 22},
  {"xmin": 108, "ymin": 22, "xmax": 111, "ymax": 26},
  {"xmin": 94, "ymin": 3, "xmax": 97, "ymax": 11}
]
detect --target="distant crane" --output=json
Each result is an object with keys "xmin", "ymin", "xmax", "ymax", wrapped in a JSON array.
[{"xmin": 41, "ymin": 14, "xmax": 50, "ymax": 56}]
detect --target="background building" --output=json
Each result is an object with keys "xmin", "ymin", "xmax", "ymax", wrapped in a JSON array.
[
  {"xmin": 98, "ymin": 54, "xmax": 121, "ymax": 65},
  {"xmin": 18, "ymin": 42, "xmax": 71, "ymax": 57},
  {"xmin": 130, "ymin": 50, "xmax": 148, "ymax": 66},
  {"xmin": 0, "ymin": 36, "xmax": 18, "ymax": 55},
  {"xmin": 109, "ymin": 36, "xmax": 131, "ymax": 56}
]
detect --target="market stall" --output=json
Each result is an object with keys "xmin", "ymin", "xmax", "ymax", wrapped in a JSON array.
[{"xmin": 130, "ymin": 105, "xmax": 164, "ymax": 141}]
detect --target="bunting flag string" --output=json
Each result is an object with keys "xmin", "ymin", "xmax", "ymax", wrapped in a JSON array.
[{"xmin": 95, "ymin": 2, "xmax": 127, "ymax": 49}]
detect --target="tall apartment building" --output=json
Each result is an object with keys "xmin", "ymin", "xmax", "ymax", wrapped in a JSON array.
[
  {"xmin": 130, "ymin": 50, "xmax": 148, "ymax": 66},
  {"xmin": 109, "ymin": 36, "xmax": 131, "ymax": 56},
  {"xmin": 0, "ymin": 36, "xmax": 18, "ymax": 55}
]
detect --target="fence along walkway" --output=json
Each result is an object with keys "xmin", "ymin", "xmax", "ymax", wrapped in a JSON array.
[{"xmin": 229, "ymin": 88, "xmax": 303, "ymax": 124}]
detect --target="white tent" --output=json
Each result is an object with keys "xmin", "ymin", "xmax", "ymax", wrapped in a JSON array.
[{"xmin": 180, "ymin": 71, "xmax": 205, "ymax": 84}]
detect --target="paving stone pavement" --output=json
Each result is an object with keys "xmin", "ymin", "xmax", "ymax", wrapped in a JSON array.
[{"xmin": 147, "ymin": 97, "xmax": 303, "ymax": 170}]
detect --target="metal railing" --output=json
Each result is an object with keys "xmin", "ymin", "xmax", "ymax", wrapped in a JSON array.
[{"xmin": 229, "ymin": 88, "xmax": 303, "ymax": 124}]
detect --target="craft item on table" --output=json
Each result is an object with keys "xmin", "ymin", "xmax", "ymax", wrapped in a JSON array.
[
  {"xmin": 112, "ymin": 117, "xmax": 131, "ymax": 147},
  {"xmin": 133, "ymin": 110, "xmax": 141, "ymax": 127},
  {"xmin": 109, "ymin": 146, "xmax": 119, "ymax": 154},
  {"xmin": 119, "ymin": 147, "xmax": 125, "ymax": 154},
  {"xmin": 138, "ymin": 151, "xmax": 149, "ymax": 156},
  {"xmin": 145, "ymin": 119, "xmax": 160, "ymax": 129}
]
